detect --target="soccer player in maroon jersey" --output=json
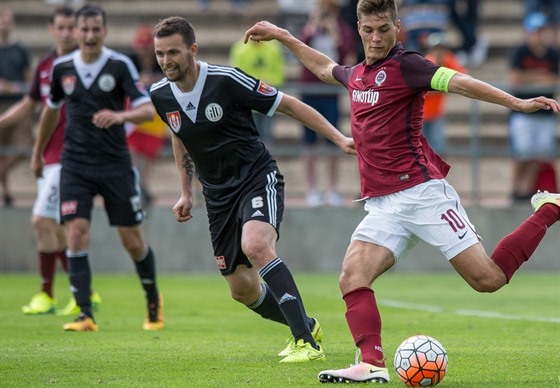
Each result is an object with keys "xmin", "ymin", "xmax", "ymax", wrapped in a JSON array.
[
  {"xmin": 0, "ymin": 6, "xmax": 101, "ymax": 316},
  {"xmin": 245, "ymin": 0, "xmax": 560, "ymax": 383}
]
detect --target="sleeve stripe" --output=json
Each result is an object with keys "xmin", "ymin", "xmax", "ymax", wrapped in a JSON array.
[
  {"xmin": 150, "ymin": 79, "xmax": 170, "ymax": 92},
  {"xmin": 207, "ymin": 65, "xmax": 256, "ymax": 90}
]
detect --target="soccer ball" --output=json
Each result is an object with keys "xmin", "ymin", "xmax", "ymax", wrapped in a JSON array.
[{"xmin": 394, "ymin": 335, "xmax": 448, "ymax": 387}]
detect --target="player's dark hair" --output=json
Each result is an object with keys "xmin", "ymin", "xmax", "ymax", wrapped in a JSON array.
[
  {"xmin": 154, "ymin": 16, "xmax": 196, "ymax": 47},
  {"xmin": 357, "ymin": 0, "xmax": 398, "ymax": 24},
  {"xmin": 50, "ymin": 5, "xmax": 74, "ymax": 24},
  {"xmin": 76, "ymin": 4, "xmax": 106, "ymax": 26}
]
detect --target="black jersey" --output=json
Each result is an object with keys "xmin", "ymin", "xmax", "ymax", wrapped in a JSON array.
[
  {"xmin": 47, "ymin": 47, "xmax": 152, "ymax": 174},
  {"xmin": 149, "ymin": 62, "xmax": 284, "ymax": 208}
]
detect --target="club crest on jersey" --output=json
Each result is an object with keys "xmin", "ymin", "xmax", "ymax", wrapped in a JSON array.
[
  {"xmin": 375, "ymin": 70, "xmax": 387, "ymax": 87},
  {"xmin": 62, "ymin": 75, "xmax": 76, "ymax": 95},
  {"xmin": 215, "ymin": 256, "xmax": 226, "ymax": 270},
  {"xmin": 257, "ymin": 81, "xmax": 276, "ymax": 96},
  {"xmin": 61, "ymin": 200, "xmax": 78, "ymax": 216},
  {"xmin": 205, "ymin": 103, "xmax": 223, "ymax": 122},
  {"xmin": 98, "ymin": 74, "xmax": 116, "ymax": 92},
  {"xmin": 166, "ymin": 111, "xmax": 181, "ymax": 133}
]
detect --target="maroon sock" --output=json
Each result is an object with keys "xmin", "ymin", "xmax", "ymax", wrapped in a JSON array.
[
  {"xmin": 39, "ymin": 252, "xmax": 58, "ymax": 297},
  {"xmin": 57, "ymin": 250, "xmax": 68, "ymax": 272},
  {"xmin": 492, "ymin": 205, "xmax": 560, "ymax": 282},
  {"xmin": 343, "ymin": 287, "xmax": 386, "ymax": 367}
]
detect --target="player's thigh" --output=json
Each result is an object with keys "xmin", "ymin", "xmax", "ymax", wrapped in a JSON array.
[
  {"xmin": 449, "ymin": 242, "xmax": 505, "ymax": 291},
  {"xmin": 99, "ymin": 168, "xmax": 144, "ymax": 226},
  {"xmin": 402, "ymin": 179, "xmax": 479, "ymax": 260},
  {"xmin": 208, "ymin": 206, "xmax": 251, "ymax": 276},
  {"xmin": 33, "ymin": 164, "xmax": 61, "ymax": 221},
  {"xmin": 352, "ymin": 199, "xmax": 419, "ymax": 262},
  {"xmin": 60, "ymin": 168, "xmax": 95, "ymax": 223},
  {"xmin": 341, "ymin": 239, "xmax": 395, "ymax": 291}
]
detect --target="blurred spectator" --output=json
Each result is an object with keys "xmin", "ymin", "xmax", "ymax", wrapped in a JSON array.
[
  {"xmin": 0, "ymin": 7, "xmax": 32, "ymax": 207},
  {"xmin": 448, "ymin": 0, "xmax": 487, "ymax": 67},
  {"xmin": 525, "ymin": 0, "xmax": 560, "ymax": 26},
  {"xmin": 299, "ymin": 0, "xmax": 356, "ymax": 207},
  {"xmin": 340, "ymin": 0, "xmax": 364, "ymax": 62},
  {"xmin": 422, "ymin": 33, "xmax": 466, "ymax": 156},
  {"xmin": 230, "ymin": 15, "xmax": 286, "ymax": 145},
  {"xmin": 276, "ymin": 0, "xmax": 315, "ymax": 63},
  {"xmin": 508, "ymin": 12, "xmax": 559, "ymax": 202},
  {"xmin": 399, "ymin": 0, "xmax": 449, "ymax": 52},
  {"xmin": 126, "ymin": 24, "xmax": 167, "ymax": 207},
  {"xmin": 422, "ymin": 33, "xmax": 467, "ymax": 156}
]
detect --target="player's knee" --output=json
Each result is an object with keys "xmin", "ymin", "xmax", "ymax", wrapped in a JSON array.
[
  {"xmin": 469, "ymin": 275, "xmax": 504, "ymax": 293},
  {"xmin": 31, "ymin": 215, "xmax": 47, "ymax": 233},
  {"xmin": 241, "ymin": 239, "xmax": 271, "ymax": 264},
  {"xmin": 230, "ymin": 286, "xmax": 258, "ymax": 305},
  {"xmin": 339, "ymin": 269, "xmax": 366, "ymax": 294}
]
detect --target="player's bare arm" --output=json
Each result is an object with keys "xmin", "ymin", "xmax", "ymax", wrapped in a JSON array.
[
  {"xmin": 92, "ymin": 101, "xmax": 155, "ymax": 129},
  {"xmin": 0, "ymin": 96, "xmax": 38, "ymax": 130},
  {"xmin": 244, "ymin": 21, "xmax": 339, "ymax": 84},
  {"xmin": 171, "ymin": 134, "xmax": 194, "ymax": 223},
  {"xmin": 31, "ymin": 106, "xmax": 60, "ymax": 178},
  {"xmin": 277, "ymin": 94, "xmax": 355, "ymax": 155},
  {"xmin": 448, "ymin": 72, "xmax": 560, "ymax": 114}
]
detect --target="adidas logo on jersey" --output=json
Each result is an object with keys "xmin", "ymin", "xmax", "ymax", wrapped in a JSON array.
[
  {"xmin": 185, "ymin": 102, "xmax": 196, "ymax": 111},
  {"xmin": 251, "ymin": 210, "xmax": 264, "ymax": 217}
]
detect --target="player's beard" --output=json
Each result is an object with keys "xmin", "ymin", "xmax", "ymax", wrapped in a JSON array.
[{"xmin": 164, "ymin": 65, "xmax": 186, "ymax": 82}]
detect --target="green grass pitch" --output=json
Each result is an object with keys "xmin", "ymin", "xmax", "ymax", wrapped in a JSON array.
[{"xmin": 1, "ymin": 272, "xmax": 558, "ymax": 387}]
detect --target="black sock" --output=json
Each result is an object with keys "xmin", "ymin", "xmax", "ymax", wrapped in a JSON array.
[
  {"xmin": 259, "ymin": 258, "xmax": 316, "ymax": 347},
  {"xmin": 68, "ymin": 251, "xmax": 93, "ymax": 318},
  {"xmin": 248, "ymin": 281, "xmax": 288, "ymax": 325},
  {"xmin": 134, "ymin": 246, "xmax": 159, "ymax": 306}
]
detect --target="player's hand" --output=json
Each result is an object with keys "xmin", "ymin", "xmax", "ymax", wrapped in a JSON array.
[
  {"xmin": 516, "ymin": 96, "xmax": 560, "ymax": 113},
  {"xmin": 172, "ymin": 195, "xmax": 194, "ymax": 223},
  {"xmin": 339, "ymin": 136, "xmax": 356, "ymax": 155},
  {"xmin": 92, "ymin": 109, "xmax": 124, "ymax": 129},
  {"xmin": 30, "ymin": 152, "xmax": 44, "ymax": 178},
  {"xmin": 243, "ymin": 21, "xmax": 282, "ymax": 44}
]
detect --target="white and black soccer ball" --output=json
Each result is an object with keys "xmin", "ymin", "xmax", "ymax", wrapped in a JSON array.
[{"xmin": 394, "ymin": 335, "xmax": 448, "ymax": 387}]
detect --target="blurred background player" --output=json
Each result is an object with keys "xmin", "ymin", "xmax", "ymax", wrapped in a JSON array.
[
  {"xmin": 0, "ymin": 6, "xmax": 101, "ymax": 316},
  {"xmin": 508, "ymin": 12, "xmax": 559, "ymax": 202},
  {"xmin": 126, "ymin": 24, "xmax": 167, "ymax": 207},
  {"xmin": 31, "ymin": 4, "xmax": 163, "ymax": 332},
  {"xmin": 0, "ymin": 6, "xmax": 32, "ymax": 207},
  {"xmin": 298, "ymin": 0, "xmax": 356, "ymax": 207}
]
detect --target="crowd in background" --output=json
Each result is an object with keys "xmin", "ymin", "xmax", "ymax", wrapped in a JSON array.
[{"xmin": 0, "ymin": 0, "xmax": 558, "ymax": 209}]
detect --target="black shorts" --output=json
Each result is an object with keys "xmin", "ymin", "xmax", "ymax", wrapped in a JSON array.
[
  {"xmin": 207, "ymin": 170, "xmax": 285, "ymax": 276},
  {"xmin": 60, "ymin": 166, "xmax": 144, "ymax": 226}
]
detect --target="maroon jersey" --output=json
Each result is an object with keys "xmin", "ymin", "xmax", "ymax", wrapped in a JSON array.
[
  {"xmin": 333, "ymin": 43, "xmax": 451, "ymax": 197},
  {"xmin": 29, "ymin": 48, "xmax": 68, "ymax": 165}
]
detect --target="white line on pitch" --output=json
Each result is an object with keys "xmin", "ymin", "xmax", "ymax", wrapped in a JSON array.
[{"xmin": 380, "ymin": 299, "xmax": 560, "ymax": 324}]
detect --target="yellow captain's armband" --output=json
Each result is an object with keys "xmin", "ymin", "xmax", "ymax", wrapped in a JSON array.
[{"xmin": 430, "ymin": 67, "xmax": 458, "ymax": 92}]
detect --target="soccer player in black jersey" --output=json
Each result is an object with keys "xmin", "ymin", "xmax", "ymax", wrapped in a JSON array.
[
  {"xmin": 150, "ymin": 16, "xmax": 355, "ymax": 363},
  {"xmin": 31, "ymin": 5, "xmax": 164, "ymax": 332}
]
